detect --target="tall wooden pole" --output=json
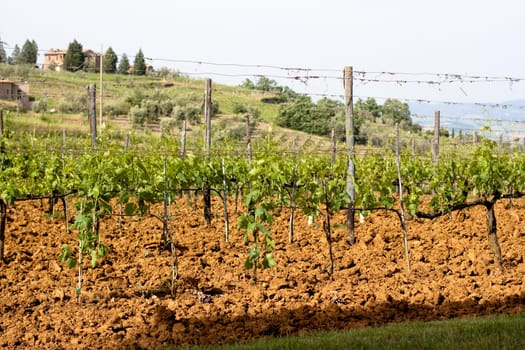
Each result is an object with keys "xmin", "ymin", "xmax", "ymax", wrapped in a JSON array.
[
  {"xmin": 0, "ymin": 109, "xmax": 3, "ymax": 137},
  {"xmin": 395, "ymin": 123, "xmax": 411, "ymax": 273},
  {"xmin": 246, "ymin": 114, "xmax": 253, "ymax": 169},
  {"xmin": 99, "ymin": 46, "xmax": 103, "ymax": 133},
  {"xmin": 204, "ymin": 79, "xmax": 212, "ymax": 162},
  {"xmin": 432, "ymin": 110, "xmax": 440, "ymax": 164},
  {"xmin": 203, "ymin": 79, "xmax": 212, "ymax": 225},
  {"xmin": 87, "ymin": 84, "xmax": 97, "ymax": 148},
  {"xmin": 181, "ymin": 119, "xmax": 187, "ymax": 158},
  {"xmin": 330, "ymin": 128, "xmax": 337, "ymax": 167},
  {"xmin": 344, "ymin": 66, "xmax": 356, "ymax": 244}
]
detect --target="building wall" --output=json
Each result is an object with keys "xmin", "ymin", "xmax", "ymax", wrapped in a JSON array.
[
  {"xmin": 0, "ymin": 81, "xmax": 14, "ymax": 99},
  {"xmin": 43, "ymin": 49, "xmax": 101, "ymax": 72},
  {"xmin": 43, "ymin": 50, "xmax": 66, "ymax": 71},
  {"xmin": 0, "ymin": 80, "xmax": 31, "ymax": 109}
]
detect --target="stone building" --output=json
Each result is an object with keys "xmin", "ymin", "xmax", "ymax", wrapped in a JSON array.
[
  {"xmin": 43, "ymin": 49, "xmax": 101, "ymax": 72},
  {"xmin": 0, "ymin": 80, "xmax": 30, "ymax": 109}
]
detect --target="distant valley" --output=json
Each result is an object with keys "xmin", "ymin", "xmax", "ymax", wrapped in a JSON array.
[{"xmin": 409, "ymin": 100, "xmax": 525, "ymax": 140}]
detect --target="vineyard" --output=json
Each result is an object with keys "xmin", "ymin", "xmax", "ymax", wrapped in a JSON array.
[{"xmin": 0, "ymin": 127, "xmax": 524, "ymax": 348}]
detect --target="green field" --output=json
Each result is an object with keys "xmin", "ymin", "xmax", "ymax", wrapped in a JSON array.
[{"xmin": 179, "ymin": 313, "xmax": 525, "ymax": 350}]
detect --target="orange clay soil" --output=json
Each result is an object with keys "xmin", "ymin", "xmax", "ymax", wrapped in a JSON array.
[{"xmin": 0, "ymin": 196, "xmax": 524, "ymax": 349}]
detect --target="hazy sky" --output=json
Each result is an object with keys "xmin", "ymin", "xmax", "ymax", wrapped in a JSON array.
[{"xmin": 2, "ymin": 0, "xmax": 525, "ymax": 105}]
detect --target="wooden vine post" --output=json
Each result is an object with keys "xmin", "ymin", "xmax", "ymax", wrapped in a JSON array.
[
  {"xmin": 330, "ymin": 128, "xmax": 337, "ymax": 167},
  {"xmin": 288, "ymin": 164, "xmax": 298, "ymax": 244},
  {"xmin": 395, "ymin": 123, "xmax": 411, "ymax": 273},
  {"xmin": 0, "ymin": 109, "xmax": 4, "ymax": 137},
  {"xmin": 432, "ymin": 110, "xmax": 440, "ymax": 165},
  {"xmin": 203, "ymin": 79, "xmax": 212, "ymax": 225},
  {"xmin": 180, "ymin": 119, "xmax": 187, "ymax": 158},
  {"xmin": 0, "ymin": 199, "xmax": 6, "ymax": 262},
  {"xmin": 87, "ymin": 84, "xmax": 97, "ymax": 148},
  {"xmin": 344, "ymin": 66, "xmax": 356, "ymax": 244},
  {"xmin": 221, "ymin": 158, "xmax": 230, "ymax": 242},
  {"xmin": 246, "ymin": 114, "xmax": 252, "ymax": 169}
]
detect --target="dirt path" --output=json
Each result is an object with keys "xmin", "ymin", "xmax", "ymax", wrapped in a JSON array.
[{"xmin": 0, "ymin": 197, "xmax": 524, "ymax": 348}]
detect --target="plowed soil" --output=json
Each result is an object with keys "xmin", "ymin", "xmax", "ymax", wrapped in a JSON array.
[{"xmin": 1, "ymin": 196, "xmax": 524, "ymax": 349}]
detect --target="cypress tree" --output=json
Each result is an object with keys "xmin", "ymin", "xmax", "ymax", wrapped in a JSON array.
[
  {"xmin": 19, "ymin": 39, "xmax": 38, "ymax": 65},
  {"xmin": 133, "ymin": 49, "xmax": 146, "ymax": 75},
  {"xmin": 0, "ymin": 36, "xmax": 7, "ymax": 63},
  {"xmin": 103, "ymin": 47, "xmax": 118, "ymax": 73},
  {"xmin": 8, "ymin": 45, "xmax": 20, "ymax": 65},
  {"xmin": 117, "ymin": 53, "xmax": 130, "ymax": 74},
  {"xmin": 63, "ymin": 39, "xmax": 85, "ymax": 71}
]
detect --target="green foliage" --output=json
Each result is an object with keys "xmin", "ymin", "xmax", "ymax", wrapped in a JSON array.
[
  {"xmin": 58, "ymin": 94, "xmax": 88, "ymax": 114},
  {"xmin": 382, "ymin": 99, "xmax": 420, "ymax": 132},
  {"xmin": 133, "ymin": 49, "xmax": 146, "ymax": 75},
  {"xmin": 19, "ymin": 39, "xmax": 38, "ymax": 65},
  {"xmin": 8, "ymin": 45, "xmax": 20, "ymax": 65},
  {"xmin": 32, "ymin": 99, "xmax": 47, "ymax": 113},
  {"xmin": 354, "ymin": 97, "xmax": 421, "ymax": 145},
  {"xmin": 241, "ymin": 76, "xmax": 295, "ymax": 95},
  {"xmin": 126, "ymin": 90, "xmax": 176, "ymax": 127},
  {"xmin": 467, "ymin": 140, "xmax": 510, "ymax": 199},
  {"xmin": 172, "ymin": 105, "xmax": 201, "ymax": 124},
  {"xmin": 276, "ymin": 96, "xmax": 344, "ymax": 137},
  {"xmin": 241, "ymin": 77, "xmax": 298, "ymax": 104},
  {"xmin": 0, "ymin": 36, "xmax": 6, "ymax": 64},
  {"xmin": 238, "ymin": 191, "xmax": 276, "ymax": 281},
  {"xmin": 129, "ymin": 105, "xmax": 149, "ymax": 126},
  {"xmin": 125, "ymin": 89, "xmax": 146, "ymax": 107},
  {"xmin": 160, "ymin": 118, "xmax": 180, "ymax": 135},
  {"xmin": 103, "ymin": 47, "xmax": 118, "ymax": 73},
  {"xmin": 2, "ymin": 126, "xmax": 525, "ymax": 296},
  {"xmin": 47, "ymin": 61, "xmax": 58, "ymax": 71},
  {"xmin": 103, "ymin": 102, "xmax": 129, "ymax": 117},
  {"xmin": 232, "ymin": 102, "xmax": 248, "ymax": 114},
  {"xmin": 63, "ymin": 39, "xmax": 85, "ymax": 72},
  {"xmin": 117, "ymin": 53, "xmax": 130, "ymax": 74}
]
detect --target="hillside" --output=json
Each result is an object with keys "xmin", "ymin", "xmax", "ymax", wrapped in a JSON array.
[
  {"xmin": 1, "ymin": 65, "xmax": 336, "ymax": 149},
  {"xmin": 0, "ymin": 64, "xmax": 490, "ymax": 152}
]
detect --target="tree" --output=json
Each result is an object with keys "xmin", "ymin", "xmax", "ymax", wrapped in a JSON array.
[
  {"xmin": 275, "ymin": 95, "xmax": 343, "ymax": 137},
  {"xmin": 19, "ymin": 39, "xmax": 38, "ymax": 65},
  {"xmin": 117, "ymin": 53, "xmax": 130, "ymax": 74},
  {"xmin": 103, "ymin": 47, "xmax": 118, "ymax": 73},
  {"xmin": 354, "ymin": 97, "xmax": 382, "ymax": 121},
  {"xmin": 133, "ymin": 49, "xmax": 146, "ymax": 75},
  {"xmin": 63, "ymin": 40, "xmax": 85, "ymax": 71},
  {"xmin": 381, "ymin": 98, "xmax": 410, "ymax": 124},
  {"xmin": 240, "ymin": 78, "xmax": 255, "ymax": 89},
  {"xmin": 8, "ymin": 45, "xmax": 20, "ymax": 65},
  {"xmin": 255, "ymin": 76, "xmax": 279, "ymax": 92},
  {"xmin": 0, "ymin": 36, "xmax": 7, "ymax": 63}
]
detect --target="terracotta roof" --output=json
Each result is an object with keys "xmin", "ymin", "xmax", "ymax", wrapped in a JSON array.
[{"xmin": 45, "ymin": 49, "xmax": 67, "ymax": 55}]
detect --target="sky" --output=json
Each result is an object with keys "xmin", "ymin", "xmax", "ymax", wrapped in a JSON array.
[{"xmin": 2, "ymin": 0, "xmax": 525, "ymax": 106}]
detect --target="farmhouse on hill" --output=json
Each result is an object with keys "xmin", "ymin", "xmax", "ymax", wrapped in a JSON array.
[{"xmin": 43, "ymin": 49, "xmax": 101, "ymax": 72}]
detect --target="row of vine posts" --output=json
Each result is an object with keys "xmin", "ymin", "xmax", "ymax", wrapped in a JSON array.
[{"xmin": 0, "ymin": 67, "xmax": 522, "ymax": 289}]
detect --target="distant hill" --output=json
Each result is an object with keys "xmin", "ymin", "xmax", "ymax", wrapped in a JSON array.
[{"xmin": 409, "ymin": 100, "xmax": 525, "ymax": 140}]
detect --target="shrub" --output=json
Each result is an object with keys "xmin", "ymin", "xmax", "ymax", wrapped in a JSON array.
[
  {"xmin": 32, "ymin": 99, "xmax": 47, "ymax": 113},
  {"xmin": 129, "ymin": 106, "xmax": 148, "ymax": 126},
  {"xmin": 160, "ymin": 100, "xmax": 174, "ymax": 117},
  {"xmin": 58, "ymin": 94, "xmax": 88, "ymax": 113},
  {"xmin": 141, "ymin": 99, "xmax": 161, "ymax": 122},
  {"xmin": 160, "ymin": 118, "xmax": 181, "ymax": 135},
  {"xmin": 103, "ymin": 102, "xmax": 129, "ymax": 117}
]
